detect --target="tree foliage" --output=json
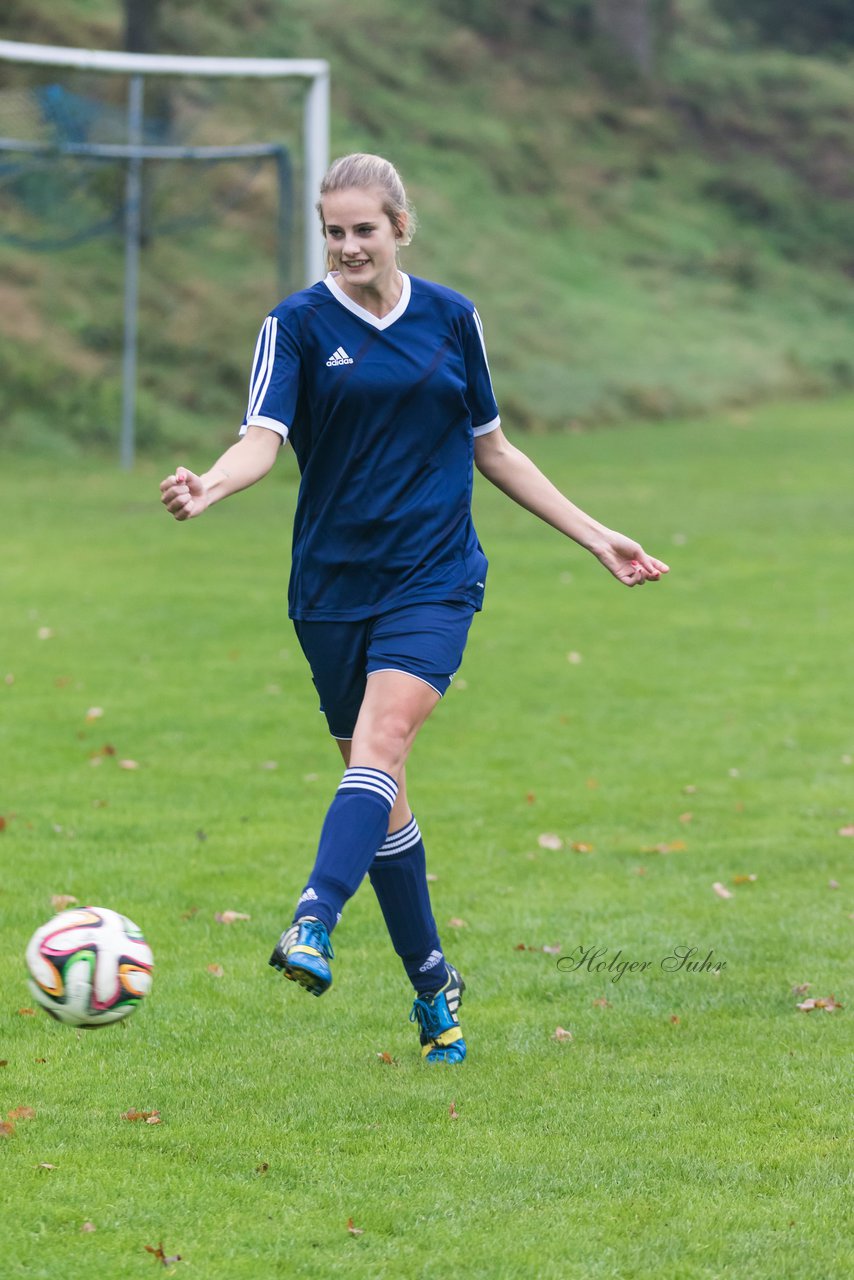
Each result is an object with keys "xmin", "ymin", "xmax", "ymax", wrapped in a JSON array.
[{"xmin": 713, "ymin": 0, "xmax": 854, "ymax": 54}]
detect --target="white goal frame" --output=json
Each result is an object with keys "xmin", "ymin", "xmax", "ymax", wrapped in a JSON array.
[{"xmin": 0, "ymin": 38, "xmax": 330, "ymax": 466}]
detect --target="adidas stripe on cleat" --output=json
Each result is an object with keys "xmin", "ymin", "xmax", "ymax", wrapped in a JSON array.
[
  {"xmin": 409, "ymin": 964, "xmax": 466, "ymax": 1063},
  {"xmin": 268, "ymin": 918, "xmax": 334, "ymax": 996}
]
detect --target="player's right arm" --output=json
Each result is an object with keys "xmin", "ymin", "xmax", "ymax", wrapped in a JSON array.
[{"xmin": 160, "ymin": 425, "xmax": 282, "ymax": 521}]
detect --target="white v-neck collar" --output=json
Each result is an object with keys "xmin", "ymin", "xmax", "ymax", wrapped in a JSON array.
[{"xmin": 323, "ymin": 272, "xmax": 411, "ymax": 331}]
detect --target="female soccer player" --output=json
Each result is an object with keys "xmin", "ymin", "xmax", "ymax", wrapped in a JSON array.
[{"xmin": 160, "ymin": 153, "xmax": 669, "ymax": 1064}]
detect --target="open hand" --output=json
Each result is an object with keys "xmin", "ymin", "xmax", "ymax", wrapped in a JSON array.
[{"xmin": 593, "ymin": 531, "xmax": 670, "ymax": 587}]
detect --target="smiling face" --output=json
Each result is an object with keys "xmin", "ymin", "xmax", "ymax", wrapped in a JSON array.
[{"xmin": 321, "ymin": 186, "xmax": 407, "ymax": 300}]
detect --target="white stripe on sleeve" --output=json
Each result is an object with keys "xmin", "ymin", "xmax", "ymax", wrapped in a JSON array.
[{"xmin": 247, "ymin": 316, "xmax": 278, "ymax": 419}]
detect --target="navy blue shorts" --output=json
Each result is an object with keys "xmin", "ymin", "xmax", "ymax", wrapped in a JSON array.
[{"xmin": 293, "ymin": 601, "xmax": 476, "ymax": 739}]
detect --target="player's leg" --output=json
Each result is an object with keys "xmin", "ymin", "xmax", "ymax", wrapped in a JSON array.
[
  {"xmin": 294, "ymin": 668, "xmax": 439, "ymax": 928},
  {"xmin": 358, "ymin": 604, "xmax": 472, "ymax": 1061},
  {"xmin": 369, "ymin": 778, "xmax": 466, "ymax": 1063},
  {"xmin": 325, "ymin": 744, "xmax": 448, "ymax": 999},
  {"xmin": 270, "ymin": 625, "xmax": 440, "ymax": 995},
  {"xmin": 345, "ymin": 679, "xmax": 468, "ymax": 1062}
]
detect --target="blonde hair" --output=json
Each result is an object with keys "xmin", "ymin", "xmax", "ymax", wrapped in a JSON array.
[{"xmin": 317, "ymin": 153, "xmax": 418, "ymax": 267}]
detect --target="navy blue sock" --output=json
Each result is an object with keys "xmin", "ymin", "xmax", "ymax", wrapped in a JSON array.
[
  {"xmin": 293, "ymin": 767, "xmax": 398, "ymax": 935},
  {"xmin": 368, "ymin": 816, "xmax": 447, "ymax": 995}
]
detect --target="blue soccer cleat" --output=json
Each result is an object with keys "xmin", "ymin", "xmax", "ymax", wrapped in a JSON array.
[
  {"xmin": 410, "ymin": 963, "xmax": 466, "ymax": 1063},
  {"xmin": 268, "ymin": 918, "xmax": 334, "ymax": 996}
]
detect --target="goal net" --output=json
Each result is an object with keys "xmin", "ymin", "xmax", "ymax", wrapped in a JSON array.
[{"xmin": 0, "ymin": 40, "xmax": 329, "ymax": 465}]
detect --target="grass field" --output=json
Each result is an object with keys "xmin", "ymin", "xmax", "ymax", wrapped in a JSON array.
[{"xmin": 1, "ymin": 398, "xmax": 852, "ymax": 1279}]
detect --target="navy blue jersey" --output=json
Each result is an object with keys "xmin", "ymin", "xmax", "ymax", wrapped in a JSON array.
[{"xmin": 241, "ymin": 272, "xmax": 500, "ymax": 620}]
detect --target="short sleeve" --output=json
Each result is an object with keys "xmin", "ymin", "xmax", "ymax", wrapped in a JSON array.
[
  {"xmin": 463, "ymin": 307, "xmax": 500, "ymax": 437},
  {"xmin": 240, "ymin": 311, "xmax": 302, "ymax": 442}
]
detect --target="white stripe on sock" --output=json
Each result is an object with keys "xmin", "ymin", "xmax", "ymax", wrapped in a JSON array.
[
  {"xmin": 375, "ymin": 815, "xmax": 421, "ymax": 857},
  {"xmin": 337, "ymin": 766, "xmax": 398, "ymax": 811}
]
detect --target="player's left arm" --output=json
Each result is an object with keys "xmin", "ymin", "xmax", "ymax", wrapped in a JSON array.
[{"xmin": 473, "ymin": 425, "xmax": 669, "ymax": 588}]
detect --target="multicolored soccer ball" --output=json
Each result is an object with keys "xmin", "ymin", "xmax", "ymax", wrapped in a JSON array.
[{"xmin": 26, "ymin": 906, "xmax": 154, "ymax": 1027}]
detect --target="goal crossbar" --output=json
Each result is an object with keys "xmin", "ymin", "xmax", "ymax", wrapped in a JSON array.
[{"xmin": 0, "ymin": 39, "xmax": 329, "ymax": 80}]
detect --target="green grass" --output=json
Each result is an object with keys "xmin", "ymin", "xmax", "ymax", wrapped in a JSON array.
[{"xmin": 2, "ymin": 398, "xmax": 853, "ymax": 1279}]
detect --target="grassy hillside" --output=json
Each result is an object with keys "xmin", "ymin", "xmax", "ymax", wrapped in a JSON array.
[{"xmin": 1, "ymin": 0, "xmax": 853, "ymax": 456}]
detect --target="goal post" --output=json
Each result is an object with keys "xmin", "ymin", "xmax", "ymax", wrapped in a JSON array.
[
  {"xmin": 0, "ymin": 38, "xmax": 330, "ymax": 467},
  {"xmin": 0, "ymin": 39, "xmax": 330, "ymax": 286}
]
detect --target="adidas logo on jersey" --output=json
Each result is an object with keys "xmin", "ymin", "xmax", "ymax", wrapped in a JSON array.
[{"xmin": 326, "ymin": 346, "xmax": 354, "ymax": 367}]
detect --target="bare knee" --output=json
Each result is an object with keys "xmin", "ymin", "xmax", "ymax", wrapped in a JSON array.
[{"xmin": 351, "ymin": 707, "xmax": 414, "ymax": 774}]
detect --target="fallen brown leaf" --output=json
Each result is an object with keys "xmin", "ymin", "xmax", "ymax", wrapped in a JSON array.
[
  {"xmin": 376, "ymin": 1051, "xmax": 397, "ymax": 1065},
  {"xmin": 206, "ymin": 964, "xmax": 225, "ymax": 978},
  {"xmin": 670, "ymin": 1015, "xmax": 681, "ymax": 1024},
  {"xmin": 122, "ymin": 1108, "xmax": 161, "ymax": 1123},
  {"xmin": 8, "ymin": 1106, "xmax": 35, "ymax": 1120},
  {"xmin": 732, "ymin": 874, "xmax": 757, "ymax": 885},
  {"xmin": 571, "ymin": 842, "xmax": 594, "ymax": 853},
  {"xmin": 791, "ymin": 983, "xmax": 811, "ymax": 996},
  {"xmin": 552, "ymin": 1026, "xmax": 573, "ymax": 1042},
  {"xmin": 346, "ymin": 1217, "xmax": 364, "ymax": 1237},
  {"xmin": 144, "ymin": 1241, "xmax": 182, "ymax": 1265},
  {"xmin": 448, "ymin": 1100, "xmax": 460, "ymax": 1119},
  {"xmin": 796, "ymin": 995, "xmax": 843, "ymax": 1012},
  {"xmin": 0, "ymin": 1121, "xmax": 15, "ymax": 1138},
  {"xmin": 255, "ymin": 1162, "xmax": 270, "ymax": 1175},
  {"xmin": 592, "ymin": 997, "xmax": 611, "ymax": 1008},
  {"xmin": 641, "ymin": 840, "xmax": 687, "ymax": 854},
  {"xmin": 17, "ymin": 1008, "xmax": 35, "ymax": 1017},
  {"xmin": 51, "ymin": 894, "xmax": 78, "ymax": 910}
]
